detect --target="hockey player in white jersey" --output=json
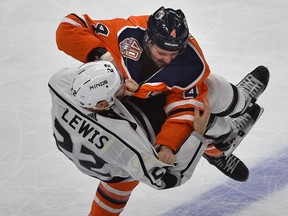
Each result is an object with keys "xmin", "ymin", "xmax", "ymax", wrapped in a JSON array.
[
  {"xmin": 49, "ymin": 60, "xmax": 270, "ymax": 216},
  {"xmin": 49, "ymin": 61, "xmax": 211, "ymax": 215}
]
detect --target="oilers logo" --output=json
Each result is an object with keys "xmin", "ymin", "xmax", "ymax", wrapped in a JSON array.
[{"xmin": 120, "ymin": 37, "xmax": 143, "ymax": 61}]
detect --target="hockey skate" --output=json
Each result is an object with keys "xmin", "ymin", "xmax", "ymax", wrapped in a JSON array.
[
  {"xmin": 204, "ymin": 103, "xmax": 263, "ymax": 182},
  {"xmin": 235, "ymin": 65, "xmax": 269, "ymax": 116},
  {"xmin": 223, "ymin": 103, "xmax": 264, "ymax": 156},
  {"xmin": 213, "ymin": 65, "xmax": 270, "ymax": 156},
  {"xmin": 209, "ymin": 103, "xmax": 264, "ymax": 156},
  {"xmin": 203, "ymin": 66, "xmax": 269, "ymax": 182},
  {"xmin": 207, "ymin": 66, "xmax": 269, "ymax": 154},
  {"xmin": 203, "ymin": 153, "xmax": 249, "ymax": 182}
]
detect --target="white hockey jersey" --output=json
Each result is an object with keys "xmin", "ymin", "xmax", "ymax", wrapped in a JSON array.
[{"xmin": 48, "ymin": 67, "xmax": 208, "ymax": 189}]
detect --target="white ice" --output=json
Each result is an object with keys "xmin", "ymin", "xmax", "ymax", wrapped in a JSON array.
[{"xmin": 0, "ymin": 0, "xmax": 287, "ymax": 215}]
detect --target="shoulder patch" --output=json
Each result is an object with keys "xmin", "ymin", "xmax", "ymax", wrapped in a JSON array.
[{"xmin": 120, "ymin": 37, "xmax": 143, "ymax": 61}]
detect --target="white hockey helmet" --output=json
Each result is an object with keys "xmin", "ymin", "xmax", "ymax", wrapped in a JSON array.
[{"xmin": 71, "ymin": 61, "xmax": 123, "ymax": 109}]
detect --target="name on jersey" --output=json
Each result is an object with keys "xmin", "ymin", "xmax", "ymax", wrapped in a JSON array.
[{"xmin": 61, "ymin": 108, "xmax": 110, "ymax": 150}]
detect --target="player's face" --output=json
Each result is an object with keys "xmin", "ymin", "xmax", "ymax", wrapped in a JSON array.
[{"xmin": 148, "ymin": 43, "xmax": 179, "ymax": 68}]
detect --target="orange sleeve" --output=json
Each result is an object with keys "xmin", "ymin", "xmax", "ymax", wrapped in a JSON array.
[
  {"xmin": 56, "ymin": 14, "xmax": 105, "ymax": 63},
  {"xmin": 155, "ymin": 82, "xmax": 209, "ymax": 151},
  {"xmin": 156, "ymin": 122, "xmax": 194, "ymax": 151},
  {"xmin": 56, "ymin": 13, "xmax": 148, "ymax": 65}
]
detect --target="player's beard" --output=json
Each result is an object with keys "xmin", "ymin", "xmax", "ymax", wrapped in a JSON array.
[
  {"xmin": 145, "ymin": 48, "xmax": 167, "ymax": 69},
  {"xmin": 154, "ymin": 60, "xmax": 169, "ymax": 69}
]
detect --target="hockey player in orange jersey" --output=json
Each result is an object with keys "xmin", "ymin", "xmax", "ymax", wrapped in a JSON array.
[
  {"xmin": 56, "ymin": 7, "xmax": 210, "ymax": 154},
  {"xmin": 55, "ymin": 6, "xmax": 269, "ymax": 215}
]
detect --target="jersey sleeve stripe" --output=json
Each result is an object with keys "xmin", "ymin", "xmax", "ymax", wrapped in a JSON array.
[
  {"xmin": 60, "ymin": 17, "xmax": 83, "ymax": 27},
  {"xmin": 169, "ymin": 114, "xmax": 195, "ymax": 122},
  {"xmin": 165, "ymin": 99, "xmax": 204, "ymax": 113}
]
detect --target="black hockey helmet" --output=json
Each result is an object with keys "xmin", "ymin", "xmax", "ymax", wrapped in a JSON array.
[{"xmin": 146, "ymin": 6, "xmax": 189, "ymax": 52}]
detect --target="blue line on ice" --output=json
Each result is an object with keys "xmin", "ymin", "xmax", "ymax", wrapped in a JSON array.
[{"xmin": 163, "ymin": 151, "xmax": 288, "ymax": 216}]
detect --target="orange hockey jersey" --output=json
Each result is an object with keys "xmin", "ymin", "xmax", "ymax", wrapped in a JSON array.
[{"xmin": 56, "ymin": 13, "xmax": 210, "ymax": 151}]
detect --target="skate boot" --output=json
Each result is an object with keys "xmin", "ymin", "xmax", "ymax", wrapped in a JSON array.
[
  {"xmin": 235, "ymin": 65, "xmax": 269, "ymax": 116},
  {"xmin": 203, "ymin": 153, "xmax": 249, "ymax": 182},
  {"xmin": 206, "ymin": 103, "xmax": 263, "ymax": 156},
  {"xmin": 222, "ymin": 103, "xmax": 264, "ymax": 156}
]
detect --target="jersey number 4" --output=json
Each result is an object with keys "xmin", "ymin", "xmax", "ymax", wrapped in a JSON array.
[
  {"xmin": 184, "ymin": 86, "xmax": 199, "ymax": 98},
  {"xmin": 93, "ymin": 23, "xmax": 109, "ymax": 36}
]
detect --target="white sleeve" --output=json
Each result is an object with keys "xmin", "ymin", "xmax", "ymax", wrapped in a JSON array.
[{"xmin": 170, "ymin": 131, "xmax": 208, "ymax": 184}]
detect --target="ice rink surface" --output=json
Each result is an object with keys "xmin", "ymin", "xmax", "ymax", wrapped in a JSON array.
[{"xmin": 0, "ymin": 0, "xmax": 287, "ymax": 215}]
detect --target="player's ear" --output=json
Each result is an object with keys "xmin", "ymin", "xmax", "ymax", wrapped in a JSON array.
[{"xmin": 96, "ymin": 100, "xmax": 110, "ymax": 110}]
